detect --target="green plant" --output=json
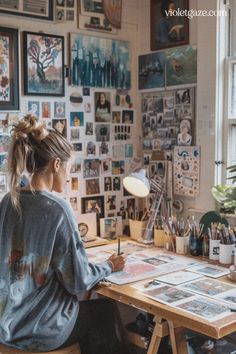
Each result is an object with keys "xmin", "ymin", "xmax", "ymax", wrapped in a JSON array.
[{"xmin": 211, "ymin": 164, "xmax": 236, "ymax": 213}]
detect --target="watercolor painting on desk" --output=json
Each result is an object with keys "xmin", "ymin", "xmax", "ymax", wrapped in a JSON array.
[
  {"xmin": 181, "ymin": 277, "xmax": 235, "ymax": 297},
  {"xmin": 142, "ymin": 284, "xmax": 195, "ymax": 305},
  {"xmin": 175, "ymin": 296, "xmax": 231, "ymax": 322},
  {"xmin": 155, "ymin": 270, "xmax": 202, "ymax": 286},
  {"xmin": 187, "ymin": 264, "xmax": 230, "ymax": 278},
  {"xmin": 106, "ymin": 261, "xmax": 163, "ymax": 285}
]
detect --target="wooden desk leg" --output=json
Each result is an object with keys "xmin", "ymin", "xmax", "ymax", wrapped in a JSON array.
[
  {"xmin": 147, "ymin": 316, "xmax": 165, "ymax": 354},
  {"xmin": 168, "ymin": 321, "xmax": 188, "ymax": 354}
]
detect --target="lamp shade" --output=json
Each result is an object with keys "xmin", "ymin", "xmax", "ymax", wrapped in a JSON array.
[{"xmin": 123, "ymin": 169, "xmax": 150, "ymax": 198}]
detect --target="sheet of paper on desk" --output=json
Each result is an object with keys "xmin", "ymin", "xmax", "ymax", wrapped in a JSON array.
[
  {"xmin": 186, "ymin": 264, "xmax": 230, "ymax": 278},
  {"xmin": 105, "ymin": 261, "xmax": 186, "ymax": 285},
  {"xmin": 155, "ymin": 270, "xmax": 203, "ymax": 286},
  {"xmin": 174, "ymin": 296, "xmax": 231, "ymax": 322},
  {"xmin": 215, "ymin": 288, "xmax": 236, "ymax": 310},
  {"xmin": 141, "ymin": 284, "xmax": 196, "ymax": 306},
  {"xmin": 180, "ymin": 277, "xmax": 236, "ymax": 297},
  {"xmin": 154, "ymin": 252, "xmax": 206, "ymax": 268}
]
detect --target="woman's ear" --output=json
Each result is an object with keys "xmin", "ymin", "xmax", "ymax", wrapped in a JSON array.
[{"xmin": 53, "ymin": 158, "xmax": 61, "ymax": 173}]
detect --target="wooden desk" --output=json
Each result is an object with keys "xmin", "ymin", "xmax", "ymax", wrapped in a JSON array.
[{"xmin": 95, "ymin": 270, "xmax": 236, "ymax": 354}]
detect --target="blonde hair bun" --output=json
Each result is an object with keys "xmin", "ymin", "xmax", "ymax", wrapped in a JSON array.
[{"xmin": 12, "ymin": 114, "xmax": 48, "ymax": 142}]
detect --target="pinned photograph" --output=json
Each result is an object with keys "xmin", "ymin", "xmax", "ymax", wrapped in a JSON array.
[
  {"xmin": 104, "ymin": 176, "xmax": 112, "ymax": 192},
  {"xmin": 86, "ymin": 178, "xmax": 100, "ymax": 195},
  {"xmin": 86, "ymin": 141, "xmax": 96, "ymax": 156},
  {"xmin": 112, "ymin": 160, "xmax": 125, "ymax": 174},
  {"xmin": 101, "ymin": 158, "xmax": 111, "ymax": 174},
  {"xmin": 52, "ymin": 119, "xmax": 67, "ymax": 137},
  {"xmin": 81, "ymin": 196, "xmax": 105, "ymax": 219},
  {"xmin": 71, "ymin": 176, "xmax": 79, "ymax": 190},
  {"xmin": 54, "ymin": 102, "xmax": 65, "ymax": 118},
  {"xmin": 70, "ymin": 128, "xmax": 80, "ymax": 141},
  {"xmin": 106, "ymin": 195, "xmax": 116, "ymax": 211},
  {"xmin": 100, "ymin": 216, "xmax": 122, "ymax": 239},
  {"xmin": 83, "ymin": 159, "xmax": 100, "ymax": 178},
  {"xmin": 113, "ymin": 176, "xmax": 121, "ymax": 191},
  {"xmin": 112, "ymin": 111, "xmax": 121, "ymax": 124},
  {"xmin": 99, "ymin": 140, "xmax": 109, "ymax": 155},
  {"xmin": 122, "ymin": 110, "xmax": 134, "ymax": 124},
  {"xmin": 70, "ymin": 112, "xmax": 84, "ymax": 127},
  {"xmin": 41, "ymin": 102, "xmax": 51, "ymax": 118},
  {"xmin": 95, "ymin": 92, "xmax": 111, "ymax": 123},
  {"xmin": 95, "ymin": 124, "xmax": 110, "ymax": 141},
  {"xmin": 73, "ymin": 143, "xmax": 83, "ymax": 152},
  {"xmin": 70, "ymin": 155, "xmax": 81, "ymax": 173},
  {"xmin": 85, "ymin": 122, "xmax": 93, "ymax": 135},
  {"xmin": 70, "ymin": 197, "xmax": 78, "ymax": 211},
  {"xmin": 28, "ymin": 101, "xmax": 40, "ymax": 117}
]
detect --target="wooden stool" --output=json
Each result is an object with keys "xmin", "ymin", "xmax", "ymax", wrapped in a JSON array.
[{"xmin": 0, "ymin": 343, "xmax": 81, "ymax": 354}]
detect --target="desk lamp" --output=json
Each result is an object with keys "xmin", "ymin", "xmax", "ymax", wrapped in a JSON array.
[{"xmin": 123, "ymin": 168, "xmax": 167, "ymax": 244}]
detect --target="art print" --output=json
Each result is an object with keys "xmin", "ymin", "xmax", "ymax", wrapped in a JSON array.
[
  {"xmin": 95, "ymin": 124, "xmax": 110, "ymax": 141},
  {"xmin": 173, "ymin": 146, "xmax": 200, "ymax": 197},
  {"xmin": 122, "ymin": 110, "xmax": 134, "ymax": 124},
  {"xmin": 106, "ymin": 261, "xmax": 163, "ymax": 285},
  {"xmin": 125, "ymin": 144, "xmax": 133, "ymax": 158},
  {"xmin": 105, "ymin": 195, "xmax": 116, "ymax": 211},
  {"xmin": 112, "ymin": 160, "xmax": 125, "ymax": 174},
  {"xmin": 23, "ymin": 31, "xmax": 64, "ymax": 96},
  {"xmin": 175, "ymin": 296, "xmax": 230, "ymax": 322},
  {"xmin": 0, "ymin": 27, "xmax": 19, "ymax": 110},
  {"xmin": 83, "ymin": 159, "xmax": 100, "ymax": 178},
  {"xmin": 85, "ymin": 122, "xmax": 93, "ymax": 135},
  {"xmin": 104, "ymin": 176, "xmax": 112, "ymax": 191},
  {"xmin": 112, "ymin": 111, "xmax": 121, "ymax": 124},
  {"xmin": 95, "ymin": 92, "xmax": 111, "ymax": 122},
  {"xmin": 138, "ymin": 52, "xmax": 165, "ymax": 90},
  {"xmin": 86, "ymin": 141, "xmax": 96, "ymax": 156},
  {"xmin": 166, "ymin": 45, "xmax": 197, "ymax": 87},
  {"xmin": 70, "ymin": 33, "xmax": 130, "ymax": 88},
  {"xmin": 216, "ymin": 289, "xmax": 236, "ymax": 309},
  {"xmin": 54, "ymin": 102, "xmax": 66, "ymax": 118},
  {"xmin": 101, "ymin": 158, "xmax": 111, "ymax": 174},
  {"xmin": 52, "ymin": 119, "xmax": 67, "ymax": 137},
  {"xmin": 70, "ymin": 154, "xmax": 81, "ymax": 173},
  {"xmin": 71, "ymin": 176, "xmax": 79, "ymax": 190},
  {"xmin": 28, "ymin": 101, "xmax": 40, "ymax": 117},
  {"xmin": 85, "ymin": 178, "xmax": 100, "ymax": 195},
  {"xmin": 41, "ymin": 102, "xmax": 51, "ymax": 118},
  {"xmin": 142, "ymin": 285, "xmax": 195, "ymax": 305},
  {"xmin": 70, "ymin": 128, "xmax": 80, "ymax": 141},
  {"xmin": 81, "ymin": 196, "xmax": 105, "ymax": 219},
  {"xmin": 150, "ymin": 0, "xmax": 189, "ymax": 51},
  {"xmin": 187, "ymin": 264, "xmax": 230, "ymax": 278},
  {"xmin": 181, "ymin": 278, "xmax": 234, "ymax": 297},
  {"xmin": 100, "ymin": 216, "xmax": 122, "ymax": 239},
  {"xmin": 70, "ymin": 112, "xmax": 84, "ymax": 126},
  {"xmin": 113, "ymin": 176, "xmax": 120, "ymax": 191},
  {"xmin": 70, "ymin": 196, "xmax": 78, "ymax": 211}
]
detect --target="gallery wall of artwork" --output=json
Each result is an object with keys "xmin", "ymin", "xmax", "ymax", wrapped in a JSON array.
[{"xmin": 0, "ymin": 0, "xmax": 141, "ymax": 237}]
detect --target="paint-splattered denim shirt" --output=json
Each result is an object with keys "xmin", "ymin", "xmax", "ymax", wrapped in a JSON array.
[{"xmin": 0, "ymin": 191, "xmax": 112, "ymax": 351}]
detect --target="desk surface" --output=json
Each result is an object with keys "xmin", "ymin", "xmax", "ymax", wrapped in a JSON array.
[{"xmin": 93, "ymin": 242, "xmax": 236, "ymax": 340}]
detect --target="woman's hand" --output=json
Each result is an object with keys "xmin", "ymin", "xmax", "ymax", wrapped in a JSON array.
[{"xmin": 107, "ymin": 253, "xmax": 126, "ymax": 272}]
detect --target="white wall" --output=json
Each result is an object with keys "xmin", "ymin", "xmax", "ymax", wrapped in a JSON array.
[{"xmin": 137, "ymin": 0, "xmax": 218, "ymax": 217}]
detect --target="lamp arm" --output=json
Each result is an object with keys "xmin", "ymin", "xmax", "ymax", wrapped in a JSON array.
[{"xmin": 142, "ymin": 189, "xmax": 165, "ymax": 241}]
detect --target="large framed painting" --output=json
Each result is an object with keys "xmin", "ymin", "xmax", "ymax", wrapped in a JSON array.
[
  {"xmin": 69, "ymin": 33, "xmax": 130, "ymax": 89},
  {"xmin": 0, "ymin": 27, "xmax": 19, "ymax": 111},
  {"xmin": 0, "ymin": 0, "xmax": 53, "ymax": 21},
  {"xmin": 150, "ymin": 0, "xmax": 189, "ymax": 51},
  {"xmin": 23, "ymin": 31, "xmax": 64, "ymax": 96}
]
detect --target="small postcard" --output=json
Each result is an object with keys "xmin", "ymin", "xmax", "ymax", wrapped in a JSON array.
[
  {"xmin": 175, "ymin": 296, "xmax": 231, "ymax": 322},
  {"xmin": 142, "ymin": 285, "xmax": 195, "ymax": 306},
  {"xmin": 187, "ymin": 264, "xmax": 230, "ymax": 278},
  {"xmin": 155, "ymin": 271, "xmax": 203, "ymax": 286},
  {"xmin": 180, "ymin": 277, "xmax": 235, "ymax": 297}
]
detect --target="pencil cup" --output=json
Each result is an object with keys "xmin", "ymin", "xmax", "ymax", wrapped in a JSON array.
[
  {"xmin": 219, "ymin": 243, "xmax": 234, "ymax": 265},
  {"xmin": 154, "ymin": 229, "xmax": 166, "ymax": 247},
  {"xmin": 175, "ymin": 236, "xmax": 189, "ymax": 255},
  {"xmin": 129, "ymin": 219, "xmax": 147, "ymax": 241},
  {"xmin": 209, "ymin": 239, "xmax": 220, "ymax": 261},
  {"xmin": 189, "ymin": 234, "xmax": 202, "ymax": 256}
]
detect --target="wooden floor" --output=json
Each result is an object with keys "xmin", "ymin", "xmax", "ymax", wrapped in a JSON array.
[{"xmin": 0, "ymin": 343, "xmax": 81, "ymax": 354}]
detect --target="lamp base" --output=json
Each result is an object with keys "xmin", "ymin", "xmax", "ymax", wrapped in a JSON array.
[{"xmin": 136, "ymin": 238, "xmax": 154, "ymax": 245}]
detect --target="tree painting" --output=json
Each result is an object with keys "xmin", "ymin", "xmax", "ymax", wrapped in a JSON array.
[{"xmin": 23, "ymin": 32, "xmax": 64, "ymax": 96}]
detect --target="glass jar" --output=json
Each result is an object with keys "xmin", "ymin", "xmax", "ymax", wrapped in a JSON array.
[{"xmin": 189, "ymin": 234, "xmax": 202, "ymax": 256}]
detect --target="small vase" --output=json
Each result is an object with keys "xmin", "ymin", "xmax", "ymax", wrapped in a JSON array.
[{"xmin": 189, "ymin": 234, "xmax": 202, "ymax": 256}]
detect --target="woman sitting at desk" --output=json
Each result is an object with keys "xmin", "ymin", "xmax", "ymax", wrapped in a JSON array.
[{"xmin": 0, "ymin": 115, "xmax": 128, "ymax": 354}]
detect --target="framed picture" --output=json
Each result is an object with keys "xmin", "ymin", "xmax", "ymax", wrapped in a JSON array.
[
  {"xmin": 69, "ymin": 33, "xmax": 130, "ymax": 88},
  {"xmin": 0, "ymin": 0, "xmax": 53, "ymax": 21},
  {"xmin": 81, "ymin": 196, "xmax": 105, "ymax": 219},
  {"xmin": 23, "ymin": 31, "xmax": 64, "ymax": 96},
  {"xmin": 150, "ymin": 0, "xmax": 189, "ymax": 51},
  {"xmin": 0, "ymin": 27, "xmax": 19, "ymax": 111},
  {"xmin": 100, "ymin": 216, "xmax": 123, "ymax": 239}
]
